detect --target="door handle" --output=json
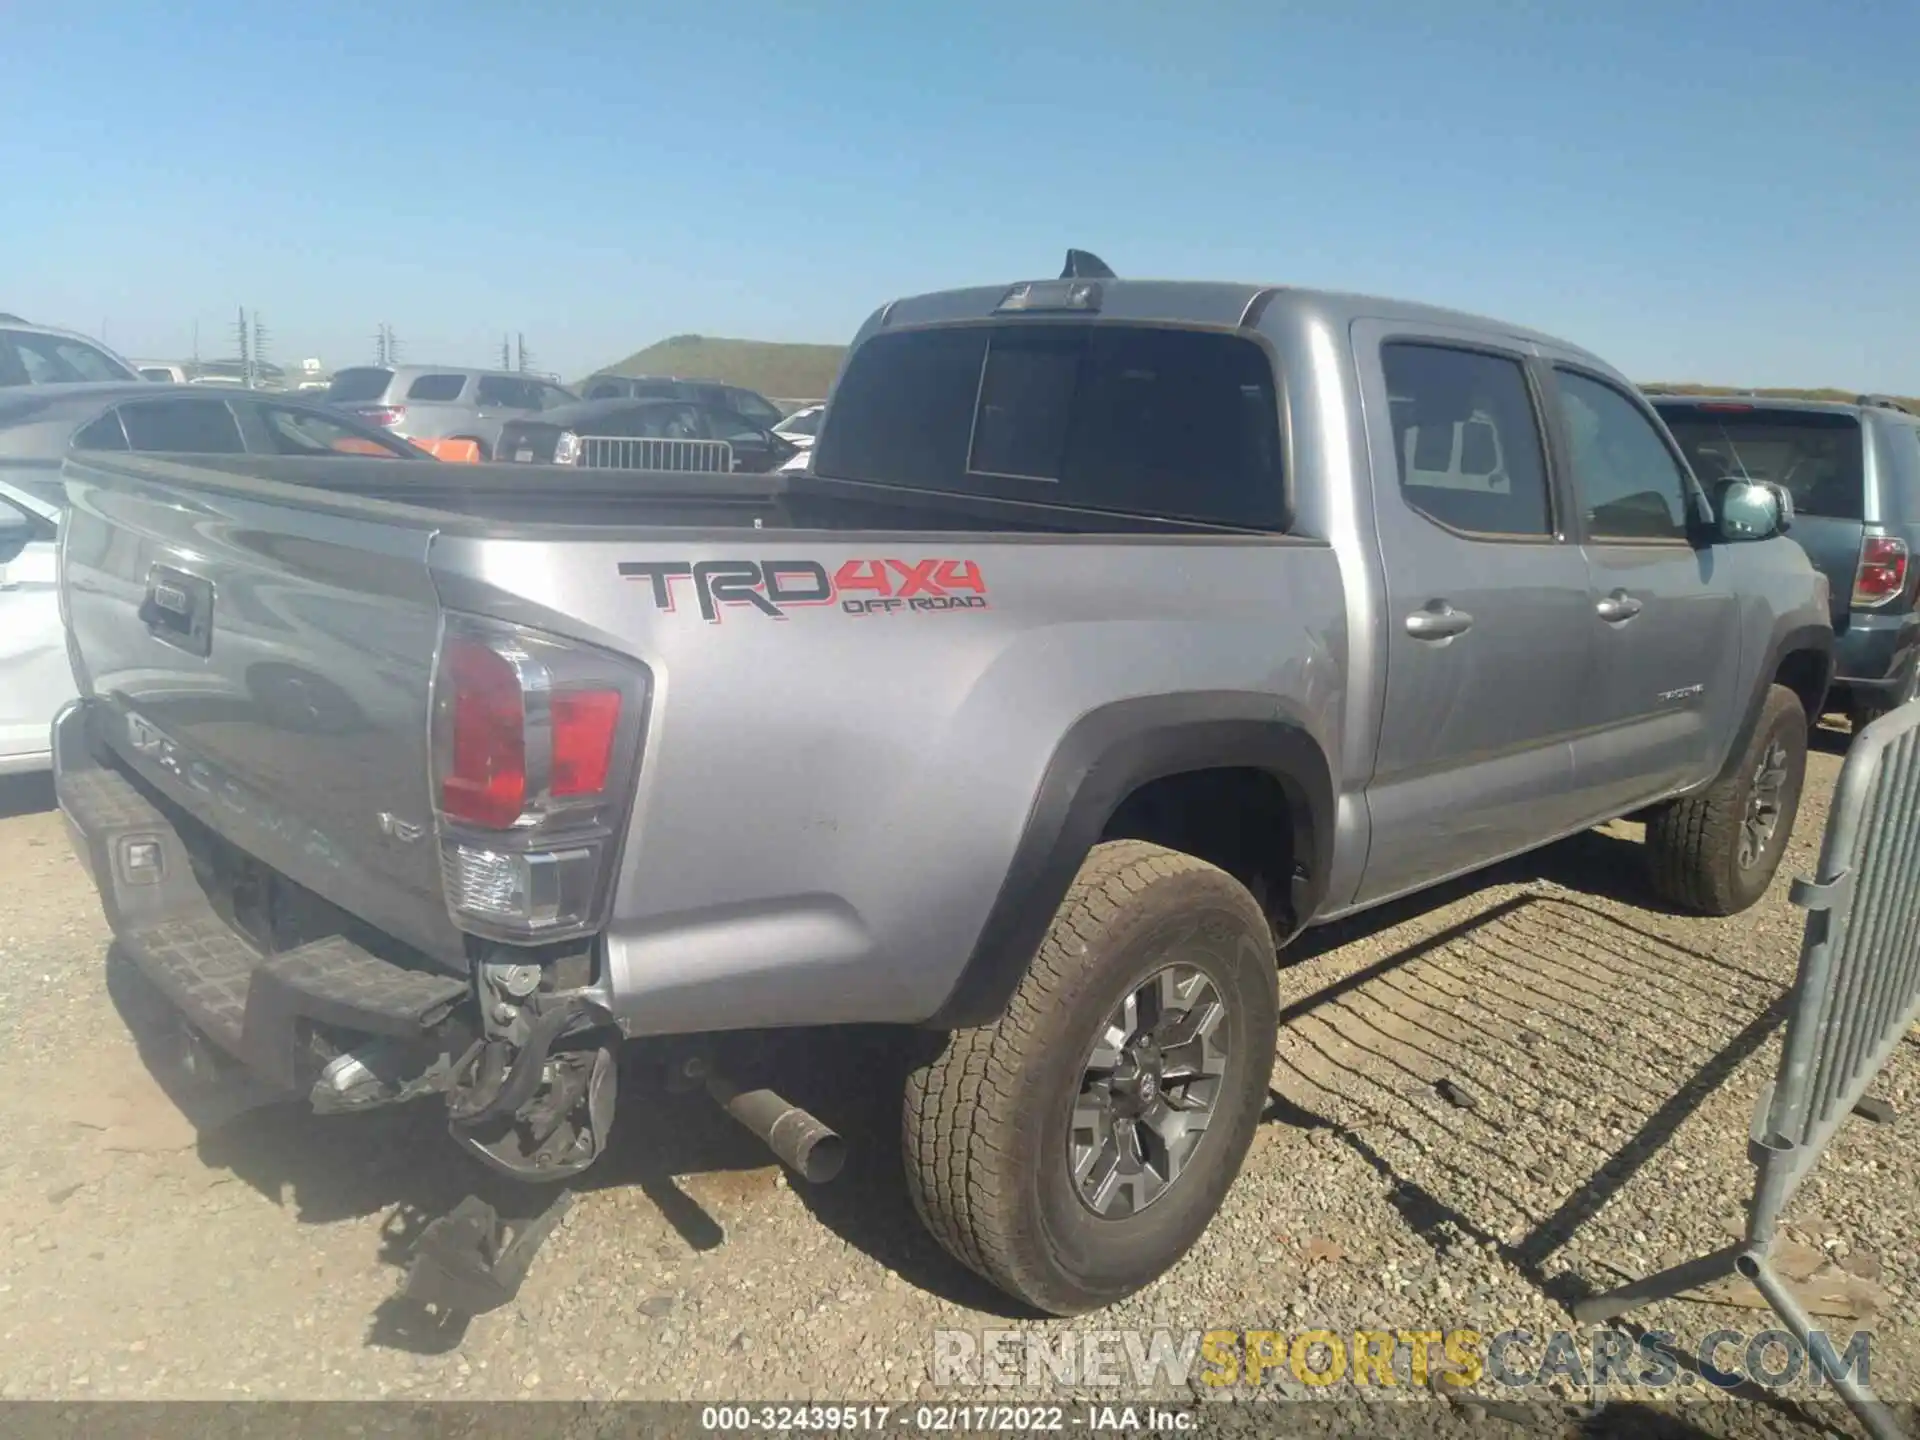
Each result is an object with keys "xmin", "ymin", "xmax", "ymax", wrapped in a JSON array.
[
  {"xmin": 1405, "ymin": 601, "xmax": 1474, "ymax": 640},
  {"xmin": 1595, "ymin": 590, "xmax": 1644, "ymax": 622}
]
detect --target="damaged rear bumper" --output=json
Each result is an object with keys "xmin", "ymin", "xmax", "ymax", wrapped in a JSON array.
[{"xmin": 54, "ymin": 699, "xmax": 474, "ymax": 1099}]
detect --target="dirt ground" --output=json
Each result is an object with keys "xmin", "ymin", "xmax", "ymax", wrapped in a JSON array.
[{"xmin": 0, "ymin": 724, "xmax": 1914, "ymax": 1437}]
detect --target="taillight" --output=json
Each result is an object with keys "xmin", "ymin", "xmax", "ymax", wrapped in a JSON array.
[
  {"xmin": 431, "ymin": 616, "xmax": 649, "ymax": 941},
  {"xmin": 359, "ymin": 405, "xmax": 406, "ymax": 429},
  {"xmin": 441, "ymin": 637, "xmax": 526, "ymax": 828},
  {"xmin": 553, "ymin": 430, "xmax": 582, "ymax": 465},
  {"xmin": 551, "ymin": 690, "xmax": 621, "ymax": 795},
  {"xmin": 1853, "ymin": 536, "xmax": 1909, "ymax": 608}
]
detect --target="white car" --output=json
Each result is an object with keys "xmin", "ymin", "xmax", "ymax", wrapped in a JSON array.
[
  {"xmin": 0, "ymin": 476, "xmax": 66, "ymax": 775},
  {"xmin": 1, "ymin": 317, "xmax": 141, "ymax": 387},
  {"xmin": 772, "ymin": 403, "xmax": 825, "ymax": 449}
]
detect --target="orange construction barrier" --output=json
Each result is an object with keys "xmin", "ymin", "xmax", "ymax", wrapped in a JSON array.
[
  {"xmin": 410, "ymin": 437, "xmax": 483, "ymax": 463},
  {"xmin": 329, "ymin": 436, "xmax": 398, "ymax": 457}
]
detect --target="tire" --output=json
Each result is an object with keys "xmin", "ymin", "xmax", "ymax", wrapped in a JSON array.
[
  {"xmin": 1646, "ymin": 684, "xmax": 1808, "ymax": 915},
  {"xmin": 903, "ymin": 840, "xmax": 1278, "ymax": 1315}
]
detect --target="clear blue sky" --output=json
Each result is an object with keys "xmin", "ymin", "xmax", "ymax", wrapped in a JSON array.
[{"xmin": 4, "ymin": 1, "xmax": 1916, "ymax": 389}]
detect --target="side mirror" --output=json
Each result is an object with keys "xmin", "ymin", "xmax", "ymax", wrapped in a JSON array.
[
  {"xmin": 0, "ymin": 503, "xmax": 36, "ymax": 566},
  {"xmin": 1716, "ymin": 479, "xmax": 1792, "ymax": 542}
]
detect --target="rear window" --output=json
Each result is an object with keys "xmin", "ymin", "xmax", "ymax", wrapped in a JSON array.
[
  {"xmin": 406, "ymin": 373, "xmax": 468, "ymax": 402},
  {"xmin": 6, "ymin": 330, "xmax": 137, "ymax": 384},
  {"xmin": 327, "ymin": 367, "xmax": 395, "ymax": 404},
  {"xmin": 116, "ymin": 398, "xmax": 246, "ymax": 454},
  {"xmin": 1657, "ymin": 405, "xmax": 1864, "ymax": 519},
  {"xmin": 813, "ymin": 323, "xmax": 1285, "ymax": 528}
]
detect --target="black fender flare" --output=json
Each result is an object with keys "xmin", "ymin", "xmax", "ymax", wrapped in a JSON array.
[
  {"xmin": 1722, "ymin": 621, "xmax": 1833, "ymax": 778},
  {"xmin": 922, "ymin": 691, "xmax": 1336, "ymax": 1030}
]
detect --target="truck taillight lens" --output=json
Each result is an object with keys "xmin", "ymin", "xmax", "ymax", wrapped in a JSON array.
[
  {"xmin": 1853, "ymin": 536, "xmax": 1909, "ymax": 608},
  {"xmin": 431, "ymin": 615, "xmax": 649, "ymax": 942},
  {"xmin": 551, "ymin": 690, "xmax": 621, "ymax": 796},
  {"xmin": 442, "ymin": 637, "xmax": 527, "ymax": 827},
  {"xmin": 359, "ymin": 405, "xmax": 406, "ymax": 429},
  {"xmin": 553, "ymin": 430, "xmax": 582, "ymax": 465}
]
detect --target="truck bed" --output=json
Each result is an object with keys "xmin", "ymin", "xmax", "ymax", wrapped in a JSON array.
[{"xmin": 144, "ymin": 454, "xmax": 1281, "ymax": 536}]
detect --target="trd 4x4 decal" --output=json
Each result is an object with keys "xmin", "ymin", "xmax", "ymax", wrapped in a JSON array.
[{"xmin": 619, "ymin": 558, "xmax": 989, "ymax": 623}]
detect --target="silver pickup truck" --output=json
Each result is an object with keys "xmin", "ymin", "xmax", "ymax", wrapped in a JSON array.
[{"xmin": 52, "ymin": 271, "xmax": 1831, "ymax": 1316}]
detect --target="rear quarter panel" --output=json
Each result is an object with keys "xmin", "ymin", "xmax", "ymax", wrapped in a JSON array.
[{"xmin": 428, "ymin": 531, "xmax": 1347, "ymax": 1033}]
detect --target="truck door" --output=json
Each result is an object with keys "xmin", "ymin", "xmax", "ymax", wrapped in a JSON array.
[
  {"xmin": 1545, "ymin": 366, "xmax": 1742, "ymax": 811},
  {"xmin": 1351, "ymin": 324, "xmax": 1597, "ymax": 906}
]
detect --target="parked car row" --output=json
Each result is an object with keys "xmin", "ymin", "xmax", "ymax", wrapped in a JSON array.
[{"xmin": 319, "ymin": 364, "xmax": 795, "ymax": 466}]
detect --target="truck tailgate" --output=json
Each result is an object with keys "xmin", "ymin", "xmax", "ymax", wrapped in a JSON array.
[{"xmin": 59, "ymin": 454, "xmax": 466, "ymax": 967}]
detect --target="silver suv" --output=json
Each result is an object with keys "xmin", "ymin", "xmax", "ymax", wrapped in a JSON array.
[
  {"xmin": 323, "ymin": 365, "xmax": 578, "ymax": 459},
  {"xmin": 0, "ymin": 316, "xmax": 141, "ymax": 386}
]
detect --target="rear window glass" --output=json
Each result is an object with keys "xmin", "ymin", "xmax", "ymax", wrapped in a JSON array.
[
  {"xmin": 326, "ymin": 367, "xmax": 394, "ymax": 404},
  {"xmin": 813, "ymin": 323, "xmax": 1285, "ymax": 528},
  {"xmin": 1657, "ymin": 406, "xmax": 1864, "ymax": 519},
  {"xmin": 72, "ymin": 411, "xmax": 130, "ymax": 451},
  {"xmin": 117, "ymin": 399, "xmax": 246, "ymax": 454},
  {"xmin": 7, "ymin": 330, "xmax": 137, "ymax": 384},
  {"xmin": 406, "ymin": 373, "xmax": 467, "ymax": 402}
]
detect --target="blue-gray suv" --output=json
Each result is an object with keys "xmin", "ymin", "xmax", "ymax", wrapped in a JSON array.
[{"xmin": 1655, "ymin": 395, "xmax": 1920, "ymax": 729}]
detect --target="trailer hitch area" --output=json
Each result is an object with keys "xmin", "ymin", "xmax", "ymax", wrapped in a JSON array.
[{"xmin": 445, "ymin": 998, "xmax": 617, "ymax": 1182}]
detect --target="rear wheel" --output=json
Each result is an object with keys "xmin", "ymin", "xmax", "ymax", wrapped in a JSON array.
[
  {"xmin": 902, "ymin": 841, "xmax": 1277, "ymax": 1315},
  {"xmin": 1646, "ymin": 684, "xmax": 1808, "ymax": 915}
]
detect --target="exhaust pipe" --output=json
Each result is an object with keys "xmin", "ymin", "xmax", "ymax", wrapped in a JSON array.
[{"xmin": 705, "ymin": 1074, "xmax": 846, "ymax": 1184}]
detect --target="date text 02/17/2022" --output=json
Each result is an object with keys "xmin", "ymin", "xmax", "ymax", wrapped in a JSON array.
[{"xmin": 698, "ymin": 1404, "xmax": 1196, "ymax": 1433}]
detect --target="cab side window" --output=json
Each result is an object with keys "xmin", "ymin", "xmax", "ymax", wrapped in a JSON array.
[
  {"xmin": 1553, "ymin": 370, "xmax": 1692, "ymax": 542},
  {"xmin": 1381, "ymin": 343, "xmax": 1551, "ymax": 537}
]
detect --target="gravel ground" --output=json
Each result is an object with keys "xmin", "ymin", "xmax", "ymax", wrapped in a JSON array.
[{"xmin": 0, "ymin": 725, "xmax": 1915, "ymax": 1438}]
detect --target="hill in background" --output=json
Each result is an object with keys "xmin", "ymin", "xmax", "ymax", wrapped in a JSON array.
[{"xmin": 584, "ymin": 335, "xmax": 846, "ymax": 401}]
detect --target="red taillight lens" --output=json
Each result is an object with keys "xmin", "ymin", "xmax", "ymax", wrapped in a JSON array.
[
  {"xmin": 1854, "ymin": 536, "xmax": 1909, "ymax": 607},
  {"xmin": 359, "ymin": 405, "xmax": 405, "ymax": 429},
  {"xmin": 551, "ymin": 690, "xmax": 621, "ymax": 796},
  {"xmin": 441, "ymin": 637, "xmax": 526, "ymax": 827},
  {"xmin": 430, "ymin": 616, "xmax": 649, "ymax": 941}
]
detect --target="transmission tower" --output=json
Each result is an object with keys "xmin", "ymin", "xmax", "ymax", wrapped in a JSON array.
[
  {"xmin": 233, "ymin": 306, "xmax": 252, "ymax": 387},
  {"xmin": 251, "ymin": 312, "xmax": 271, "ymax": 387},
  {"xmin": 515, "ymin": 333, "xmax": 536, "ymax": 374}
]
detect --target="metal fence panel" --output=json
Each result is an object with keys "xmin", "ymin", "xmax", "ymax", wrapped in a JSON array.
[
  {"xmin": 1759, "ymin": 705, "xmax": 1920, "ymax": 1210},
  {"xmin": 1572, "ymin": 700, "xmax": 1920, "ymax": 1440},
  {"xmin": 580, "ymin": 437, "xmax": 733, "ymax": 473}
]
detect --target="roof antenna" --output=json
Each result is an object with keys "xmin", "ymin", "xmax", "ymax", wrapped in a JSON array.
[{"xmin": 1061, "ymin": 249, "xmax": 1116, "ymax": 280}]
